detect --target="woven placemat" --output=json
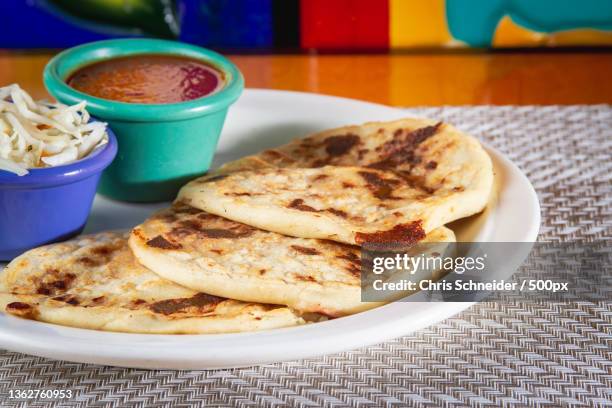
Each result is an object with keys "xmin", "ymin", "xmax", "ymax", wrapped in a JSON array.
[{"xmin": 1, "ymin": 105, "xmax": 610, "ymax": 408}]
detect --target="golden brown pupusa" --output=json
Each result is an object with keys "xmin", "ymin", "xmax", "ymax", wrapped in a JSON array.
[
  {"xmin": 129, "ymin": 204, "xmax": 455, "ymax": 317},
  {"xmin": 0, "ymin": 232, "xmax": 304, "ymax": 334},
  {"xmin": 179, "ymin": 117, "xmax": 493, "ymax": 246}
]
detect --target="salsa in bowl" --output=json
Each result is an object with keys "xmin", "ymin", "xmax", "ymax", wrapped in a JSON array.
[
  {"xmin": 66, "ymin": 54, "xmax": 224, "ymax": 104},
  {"xmin": 44, "ymin": 39, "xmax": 244, "ymax": 202}
]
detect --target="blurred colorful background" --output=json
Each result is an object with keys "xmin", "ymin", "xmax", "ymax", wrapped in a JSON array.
[{"xmin": 3, "ymin": 0, "xmax": 612, "ymax": 50}]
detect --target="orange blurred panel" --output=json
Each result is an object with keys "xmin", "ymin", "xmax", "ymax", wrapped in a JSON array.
[
  {"xmin": 1, "ymin": 51, "xmax": 611, "ymax": 106},
  {"xmin": 0, "ymin": 52, "xmax": 52, "ymax": 99},
  {"xmin": 230, "ymin": 55, "xmax": 393, "ymax": 104},
  {"xmin": 472, "ymin": 53, "xmax": 609, "ymax": 105}
]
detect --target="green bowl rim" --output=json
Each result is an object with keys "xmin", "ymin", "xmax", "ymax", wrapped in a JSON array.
[{"xmin": 43, "ymin": 38, "xmax": 244, "ymax": 122}]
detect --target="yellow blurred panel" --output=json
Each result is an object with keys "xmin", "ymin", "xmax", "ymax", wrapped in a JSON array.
[
  {"xmin": 390, "ymin": 0, "xmax": 455, "ymax": 47},
  {"xmin": 549, "ymin": 29, "xmax": 612, "ymax": 46},
  {"xmin": 494, "ymin": 15, "xmax": 612, "ymax": 47},
  {"xmin": 493, "ymin": 16, "xmax": 546, "ymax": 47}
]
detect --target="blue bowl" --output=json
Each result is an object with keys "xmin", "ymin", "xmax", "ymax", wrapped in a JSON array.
[{"xmin": 0, "ymin": 125, "xmax": 118, "ymax": 261}]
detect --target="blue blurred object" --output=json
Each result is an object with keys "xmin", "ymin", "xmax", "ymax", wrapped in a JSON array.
[
  {"xmin": 0, "ymin": 1, "xmax": 120, "ymax": 48},
  {"xmin": 0, "ymin": 0, "xmax": 272, "ymax": 49},
  {"xmin": 180, "ymin": 0, "xmax": 272, "ymax": 48},
  {"xmin": 44, "ymin": 0, "xmax": 179, "ymax": 38}
]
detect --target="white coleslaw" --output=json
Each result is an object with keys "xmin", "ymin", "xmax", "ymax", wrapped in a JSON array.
[{"xmin": 0, "ymin": 84, "xmax": 108, "ymax": 176}]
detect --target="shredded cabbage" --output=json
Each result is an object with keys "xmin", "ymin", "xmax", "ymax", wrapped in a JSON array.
[{"xmin": 0, "ymin": 84, "xmax": 108, "ymax": 176}]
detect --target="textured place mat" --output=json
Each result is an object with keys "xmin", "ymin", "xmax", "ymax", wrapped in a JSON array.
[{"xmin": 1, "ymin": 105, "xmax": 610, "ymax": 407}]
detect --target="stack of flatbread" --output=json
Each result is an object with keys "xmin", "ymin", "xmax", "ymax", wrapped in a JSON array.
[{"xmin": 0, "ymin": 118, "xmax": 493, "ymax": 334}]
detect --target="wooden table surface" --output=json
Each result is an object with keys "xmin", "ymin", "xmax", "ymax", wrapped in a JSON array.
[{"xmin": 1, "ymin": 51, "xmax": 610, "ymax": 106}]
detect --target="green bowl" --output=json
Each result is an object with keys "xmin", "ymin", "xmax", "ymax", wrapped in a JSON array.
[{"xmin": 44, "ymin": 38, "xmax": 244, "ymax": 202}]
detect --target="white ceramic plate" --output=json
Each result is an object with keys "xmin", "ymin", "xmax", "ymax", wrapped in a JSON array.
[{"xmin": 0, "ymin": 90, "xmax": 540, "ymax": 369}]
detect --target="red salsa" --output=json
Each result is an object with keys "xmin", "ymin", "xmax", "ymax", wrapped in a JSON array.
[{"xmin": 67, "ymin": 55, "xmax": 224, "ymax": 104}]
